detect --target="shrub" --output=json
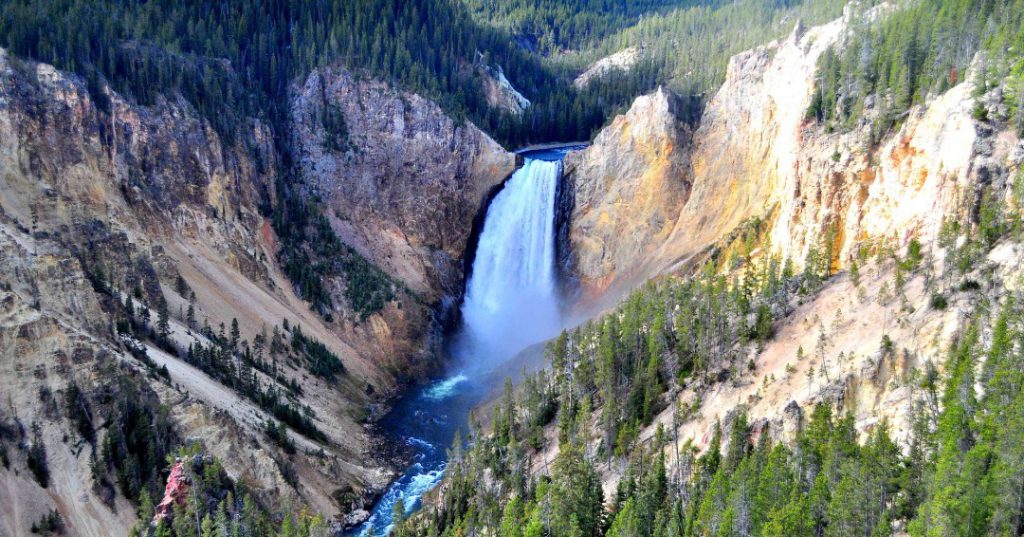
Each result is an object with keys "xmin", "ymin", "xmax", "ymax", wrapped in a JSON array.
[
  {"xmin": 880, "ymin": 334, "xmax": 895, "ymax": 355},
  {"xmin": 929, "ymin": 293, "xmax": 948, "ymax": 310},
  {"xmin": 959, "ymin": 279, "xmax": 981, "ymax": 292},
  {"xmin": 971, "ymin": 102, "xmax": 989, "ymax": 121}
]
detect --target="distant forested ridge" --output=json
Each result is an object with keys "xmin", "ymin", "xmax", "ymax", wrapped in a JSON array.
[
  {"xmin": 0, "ymin": 0, "xmax": 625, "ymax": 147},
  {"xmin": 465, "ymin": 0, "xmax": 851, "ymax": 100},
  {"xmin": 459, "ymin": 0, "xmax": 709, "ymax": 55}
]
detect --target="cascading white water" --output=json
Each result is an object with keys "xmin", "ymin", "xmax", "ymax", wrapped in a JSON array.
[{"xmin": 459, "ymin": 157, "xmax": 563, "ymax": 365}]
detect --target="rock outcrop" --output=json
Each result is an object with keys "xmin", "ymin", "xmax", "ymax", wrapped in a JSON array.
[
  {"xmin": 153, "ymin": 460, "xmax": 190, "ymax": 524},
  {"xmin": 290, "ymin": 65, "xmax": 517, "ymax": 300},
  {"xmin": 480, "ymin": 63, "xmax": 531, "ymax": 116},
  {"xmin": 563, "ymin": 87, "xmax": 692, "ymax": 298},
  {"xmin": 573, "ymin": 47, "xmax": 642, "ymax": 90}
]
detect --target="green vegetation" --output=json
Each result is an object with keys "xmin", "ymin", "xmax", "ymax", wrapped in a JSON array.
[
  {"xmin": 408, "ymin": 161, "xmax": 1024, "ymax": 536},
  {"xmin": 63, "ymin": 382, "xmax": 96, "ymax": 445},
  {"xmin": 129, "ymin": 448, "xmax": 331, "ymax": 537},
  {"xmin": 338, "ymin": 246, "xmax": 397, "ymax": 320},
  {"xmin": 272, "ymin": 191, "xmax": 397, "ymax": 319},
  {"xmin": 411, "ymin": 219, "xmax": 833, "ymax": 535},
  {"xmin": 86, "ymin": 246, "xmax": 329, "ymax": 444},
  {"xmin": 290, "ymin": 325, "xmax": 346, "ymax": 380},
  {"xmin": 411, "ymin": 238, "xmax": 1024, "ymax": 537},
  {"xmin": 30, "ymin": 509, "xmax": 65, "ymax": 536},
  {"xmin": 264, "ymin": 419, "xmax": 297, "ymax": 455},
  {"xmin": 472, "ymin": 0, "xmax": 848, "ymax": 98},
  {"xmin": 808, "ymin": 0, "xmax": 1024, "ymax": 140},
  {"xmin": 94, "ymin": 372, "xmax": 177, "ymax": 506},
  {"xmin": 0, "ymin": 0, "xmax": 857, "ymax": 150},
  {"xmin": 81, "ymin": 228, "xmax": 344, "ymax": 444},
  {"xmin": 460, "ymin": 0, "xmax": 702, "ymax": 55},
  {"xmin": 0, "ymin": 0, "xmax": 595, "ymax": 148},
  {"xmin": 27, "ymin": 422, "xmax": 50, "ymax": 488},
  {"xmin": 320, "ymin": 104, "xmax": 353, "ymax": 153},
  {"xmin": 185, "ymin": 322, "xmax": 328, "ymax": 443}
]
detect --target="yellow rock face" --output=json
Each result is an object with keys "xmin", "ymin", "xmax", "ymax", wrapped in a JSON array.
[{"xmin": 564, "ymin": 5, "xmax": 1020, "ymax": 312}]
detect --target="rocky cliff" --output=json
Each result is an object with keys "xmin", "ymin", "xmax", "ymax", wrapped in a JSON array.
[
  {"xmin": 563, "ymin": 87, "xmax": 691, "ymax": 299},
  {"xmin": 0, "ymin": 48, "xmax": 511, "ymax": 535},
  {"xmin": 573, "ymin": 47, "xmax": 642, "ymax": 90},
  {"xmin": 559, "ymin": 4, "xmax": 1023, "ymax": 474},
  {"xmin": 291, "ymin": 65, "xmax": 517, "ymax": 300},
  {"xmin": 480, "ymin": 63, "xmax": 531, "ymax": 116},
  {"xmin": 565, "ymin": 5, "xmax": 1021, "ymax": 304}
]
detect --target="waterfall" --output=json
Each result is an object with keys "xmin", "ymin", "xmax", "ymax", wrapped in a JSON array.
[
  {"xmin": 459, "ymin": 157, "xmax": 563, "ymax": 365},
  {"xmin": 353, "ymin": 150, "xmax": 575, "ymax": 537}
]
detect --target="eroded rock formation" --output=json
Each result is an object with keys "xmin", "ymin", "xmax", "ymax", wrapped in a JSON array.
[{"xmin": 565, "ymin": 6, "xmax": 1021, "ymax": 304}]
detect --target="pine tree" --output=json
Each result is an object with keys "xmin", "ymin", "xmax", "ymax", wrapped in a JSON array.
[
  {"xmin": 230, "ymin": 318, "xmax": 240, "ymax": 351},
  {"xmin": 156, "ymin": 296, "xmax": 169, "ymax": 340}
]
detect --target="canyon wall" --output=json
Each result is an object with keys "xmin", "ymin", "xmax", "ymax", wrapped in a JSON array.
[
  {"xmin": 563, "ymin": 87, "xmax": 692, "ymax": 299},
  {"xmin": 291, "ymin": 65, "xmax": 517, "ymax": 301},
  {"xmin": 566, "ymin": 5, "xmax": 1021, "ymax": 303},
  {"xmin": 0, "ymin": 48, "xmax": 511, "ymax": 534},
  {"xmin": 559, "ymin": 5, "xmax": 1023, "ymax": 483}
]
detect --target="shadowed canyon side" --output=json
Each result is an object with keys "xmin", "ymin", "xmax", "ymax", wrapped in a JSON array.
[
  {"xmin": 291, "ymin": 65, "xmax": 517, "ymax": 301},
  {"xmin": 289, "ymin": 65, "xmax": 516, "ymax": 377}
]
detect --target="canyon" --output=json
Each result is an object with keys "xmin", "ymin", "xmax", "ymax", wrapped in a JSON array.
[{"xmin": 1, "ymin": 2, "xmax": 1022, "ymax": 536}]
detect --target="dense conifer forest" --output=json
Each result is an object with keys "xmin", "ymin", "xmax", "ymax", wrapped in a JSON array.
[{"xmin": 467, "ymin": 0, "xmax": 850, "ymax": 97}]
